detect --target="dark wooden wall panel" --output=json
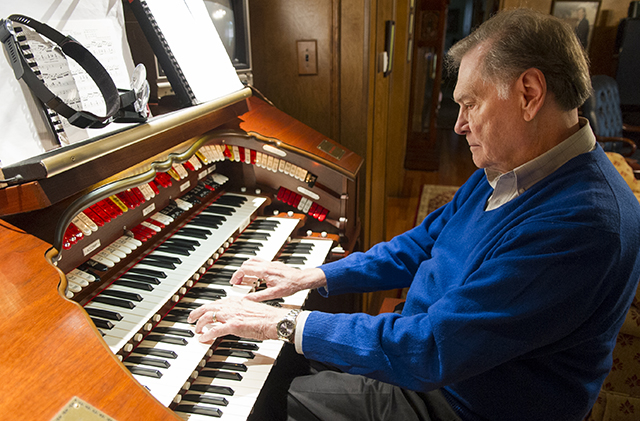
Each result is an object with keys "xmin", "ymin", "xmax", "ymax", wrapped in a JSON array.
[{"xmin": 249, "ymin": 0, "xmax": 333, "ymax": 136}]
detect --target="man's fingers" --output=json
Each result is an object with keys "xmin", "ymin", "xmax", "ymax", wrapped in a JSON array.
[
  {"xmin": 187, "ymin": 305, "xmax": 211, "ymax": 324},
  {"xmin": 244, "ymin": 288, "xmax": 282, "ymax": 302}
]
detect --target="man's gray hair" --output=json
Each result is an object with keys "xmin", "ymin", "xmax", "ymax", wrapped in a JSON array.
[{"xmin": 446, "ymin": 8, "xmax": 592, "ymax": 110}]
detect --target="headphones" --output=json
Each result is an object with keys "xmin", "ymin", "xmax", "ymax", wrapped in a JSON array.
[{"xmin": 0, "ymin": 14, "xmax": 148, "ymax": 129}]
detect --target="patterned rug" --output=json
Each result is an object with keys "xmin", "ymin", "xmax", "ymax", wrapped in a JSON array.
[{"xmin": 415, "ymin": 184, "xmax": 459, "ymax": 226}]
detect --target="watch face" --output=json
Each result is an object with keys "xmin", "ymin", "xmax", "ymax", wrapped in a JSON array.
[{"xmin": 278, "ymin": 320, "xmax": 295, "ymax": 336}]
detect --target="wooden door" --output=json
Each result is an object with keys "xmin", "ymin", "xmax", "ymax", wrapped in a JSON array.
[{"xmin": 404, "ymin": 0, "xmax": 449, "ymax": 171}]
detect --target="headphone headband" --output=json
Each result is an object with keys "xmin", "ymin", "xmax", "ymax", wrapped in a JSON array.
[{"xmin": 1, "ymin": 14, "xmax": 141, "ymax": 129}]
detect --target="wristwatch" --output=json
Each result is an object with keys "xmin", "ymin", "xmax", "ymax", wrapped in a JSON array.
[{"xmin": 277, "ymin": 309, "xmax": 302, "ymax": 343}]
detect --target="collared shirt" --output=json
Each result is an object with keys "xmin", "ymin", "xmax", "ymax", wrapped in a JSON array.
[{"xmin": 485, "ymin": 117, "xmax": 596, "ymax": 211}]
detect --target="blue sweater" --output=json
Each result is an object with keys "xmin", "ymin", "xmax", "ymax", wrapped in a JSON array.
[{"xmin": 306, "ymin": 147, "xmax": 640, "ymax": 420}]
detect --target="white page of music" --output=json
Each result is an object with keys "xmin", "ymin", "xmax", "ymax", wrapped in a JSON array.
[{"xmin": 143, "ymin": 0, "xmax": 244, "ymax": 104}]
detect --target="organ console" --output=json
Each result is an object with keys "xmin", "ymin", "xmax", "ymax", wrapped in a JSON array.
[{"xmin": 0, "ymin": 89, "xmax": 362, "ymax": 420}]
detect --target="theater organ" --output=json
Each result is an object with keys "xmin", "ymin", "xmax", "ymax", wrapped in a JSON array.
[{"xmin": 0, "ymin": 89, "xmax": 362, "ymax": 420}]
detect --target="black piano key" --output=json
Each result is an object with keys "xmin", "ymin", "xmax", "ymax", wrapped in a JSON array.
[
  {"xmin": 214, "ymin": 257, "xmax": 250, "ymax": 266},
  {"xmin": 99, "ymin": 289, "xmax": 143, "ymax": 302},
  {"xmin": 181, "ymin": 394, "xmax": 228, "ymax": 407},
  {"xmin": 215, "ymin": 195, "xmax": 247, "ymax": 206},
  {"xmin": 133, "ymin": 347, "xmax": 178, "ymax": 359},
  {"xmin": 168, "ymin": 309, "xmax": 193, "ymax": 316},
  {"xmin": 164, "ymin": 238, "xmax": 200, "ymax": 248},
  {"xmin": 173, "ymin": 301, "xmax": 203, "ymax": 310},
  {"xmin": 204, "ymin": 268, "xmax": 237, "ymax": 277},
  {"xmin": 198, "ymin": 370, "xmax": 243, "ymax": 381},
  {"xmin": 162, "ymin": 314, "xmax": 189, "ymax": 323},
  {"xmin": 137, "ymin": 259, "xmax": 176, "ymax": 270},
  {"xmin": 188, "ymin": 220, "xmax": 222, "ymax": 229},
  {"xmin": 184, "ymin": 289, "xmax": 224, "ymax": 300},
  {"xmin": 250, "ymin": 219, "xmax": 280, "ymax": 226},
  {"xmin": 222, "ymin": 335, "xmax": 261, "ymax": 343},
  {"xmin": 145, "ymin": 335, "xmax": 189, "ymax": 346},
  {"xmin": 205, "ymin": 361, "xmax": 248, "ymax": 372},
  {"xmin": 85, "ymin": 307, "xmax": 123, "ymax": 321},
  {"xmin": 126, "ymin": 365, "xmax": 163, "ymax": 378},
  {"xmin": 174, "ymin": 404, "xmax": 222, "ymax": 418},
  {"xmin": 176, "ymin": 227, "xmax": 211, "ymax": 239},
  {"xmin": 282, "ymin": 244, "xmax": 315, "ymax": 252},
  {"xmin": 212, "ymin": 349, "xmax": 255, "ymax": 359},
  {"xmin": 237, "ymin": 232, "xmax": 270, "ymax": 241},
  {"xmin": 92, "ymin": 296, "xmax": 135, "ymax": 309},
  {"xmin": 191, "ymin": 287, "xmax": 226, "ymax": 295},
  {"xmin": 145, "ymin": 254, "xmax": 182, "ymax": 264},
  {"xmin": 155, "ymin": 245, "xmax": 191, "ymax": 256},
  {"xmin": 124, "ymin": 356, "xmax": 171, "ymax": 369},
  {"xmin": 90, "ymin": 318, "xmax": 114, "ymax": 330},
  {"xmin": 127, "ymin": 267, "xmax": 167, "ymax": 278},
  {"xmin": 113, "ymin": 280, "xmax": 155, "ymax": 291},
  {"xmin": 228, "ymin": 239, "xmax": 262, "ymax": 246},
  {"xmin": 189, "ymin": 384, "xmax": 234, "ymax": 396},
  {"xmin": 227, "ymin": 244, "xmax": 261, "ymax": 252},
  {"xmin": 153, "ymin": 327, "xmax": 195, "ymax": 337},
  {"xmin": 278, "ymin": 256, "xmax": 308, "ymax": 265},
  {"xmin": 192, "ymin": 214, "xmax": 225, "ymax": 224},
  {"xmin": 196, "ymin": 211, "xmax": 227, "ymax": 222},
  {"xmin": 203, "ymin": 205, "xmax": 235, "ymax": 215},
  {"xmin": 217, "ymin": 341, "xmax": 260, "ymax": 351},
  {"xmin": 118, "ymin": 274, "xmax": 161, "ymax": 285},
  {"xmin": 196, "ymin": 277, "xmax": 231, "ymax": 286},
  {"xmin": 194, "ymin": 214, "xmax": 225, "ymax": 223}
]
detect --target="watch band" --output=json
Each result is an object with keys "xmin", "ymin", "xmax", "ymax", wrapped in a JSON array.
[{"xmin": 277, "ymin": 309, "xmax": 301, "ymax": 343}]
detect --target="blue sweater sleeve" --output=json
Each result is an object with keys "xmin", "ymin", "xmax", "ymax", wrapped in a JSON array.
[{"xmin": 302, "ymin": 218, "xmax": 625, "ymax": 392}]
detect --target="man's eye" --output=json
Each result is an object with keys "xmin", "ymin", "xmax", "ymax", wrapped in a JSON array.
[{"xmin": 465, "ymin": 104, "xmax": 474, "ymax": 109}]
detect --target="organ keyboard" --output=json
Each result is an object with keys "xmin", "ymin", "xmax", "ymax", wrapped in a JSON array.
[{"xmin": 0, "ymin": 93, "xmax": 361, "ymax": 420}]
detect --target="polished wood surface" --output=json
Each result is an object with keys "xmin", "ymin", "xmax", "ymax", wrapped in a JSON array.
[
  {"xmin": 236, "ymin": 97, "xmax": 363, "ymax": 179},
  {"xmin": 0, "ymin": 220, "xmax": 179, "ymax": 420}
]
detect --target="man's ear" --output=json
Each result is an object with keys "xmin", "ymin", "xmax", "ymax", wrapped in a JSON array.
[{"xmin": 517, "ymin": 68, "xmax": 546, "ymax": 122}]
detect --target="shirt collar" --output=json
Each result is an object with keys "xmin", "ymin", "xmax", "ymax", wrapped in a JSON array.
[{"xmin": 485, "ymin": 117, "xmax": 596, "ymax": 210}]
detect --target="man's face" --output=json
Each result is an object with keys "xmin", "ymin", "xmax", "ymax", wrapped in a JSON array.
[{"xmin": 453, "ymin": 46, "xmax": 526, "ymax": 173}]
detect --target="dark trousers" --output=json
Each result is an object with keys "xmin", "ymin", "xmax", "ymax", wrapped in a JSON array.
[{"xmin": 249, "ymin": 344, "xmax": 462, "ymax": 421}]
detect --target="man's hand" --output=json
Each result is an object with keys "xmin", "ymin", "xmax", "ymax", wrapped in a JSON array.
[
  {"xmin": 229, "ymin": 257, "xmax": 327, "ymax": 302},
  {"xmin": 187, "ymin": 296, "xmax": 290, "ymax": 344}
]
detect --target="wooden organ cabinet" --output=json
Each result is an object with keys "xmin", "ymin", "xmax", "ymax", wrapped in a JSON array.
[{"xmin": 0, "ymin": 89, "xmax": 362, "ymax": 420}]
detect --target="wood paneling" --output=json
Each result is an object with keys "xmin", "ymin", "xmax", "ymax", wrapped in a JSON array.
[{"xmin": 249, "ymin": 0, "xmax": 333, "ymax": 136}]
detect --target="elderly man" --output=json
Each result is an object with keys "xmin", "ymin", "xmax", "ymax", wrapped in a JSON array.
[{"xmin": 189, "ymin": 8, "xmax": 640, "ymax": 420}]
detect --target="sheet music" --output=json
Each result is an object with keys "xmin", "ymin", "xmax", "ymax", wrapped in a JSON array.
[
  {"xmin": 143, "ymin": 0, "xmax": 243, "ymax": 104},
  {"xmin": 0, "ymin": 0, "xmax": 136, "ymax": 165}
]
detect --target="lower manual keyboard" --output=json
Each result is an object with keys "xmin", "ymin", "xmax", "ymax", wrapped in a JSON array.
[{"xmin": 172, "ymin": 237, "xmax": 335, "ymax": 420}]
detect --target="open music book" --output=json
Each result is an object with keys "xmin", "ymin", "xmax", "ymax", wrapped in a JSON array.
[{"xmin": 128, "ymin": 0, "xmax": 244, "ymax": 107}]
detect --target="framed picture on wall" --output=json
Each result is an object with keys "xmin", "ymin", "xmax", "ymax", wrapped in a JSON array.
[{"xmin": 551, "ymin": 0, "xmax": 601, "ymax": 52}]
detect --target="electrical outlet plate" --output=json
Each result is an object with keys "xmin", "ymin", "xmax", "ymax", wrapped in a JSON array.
[{"xmin": 297, "ymin": 40, "xmax": 317, "ymax": 75}]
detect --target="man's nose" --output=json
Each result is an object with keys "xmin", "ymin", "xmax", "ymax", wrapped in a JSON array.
[{"xmin": 454, "ymin": 110, "xmax": 468, "ymax": 135}]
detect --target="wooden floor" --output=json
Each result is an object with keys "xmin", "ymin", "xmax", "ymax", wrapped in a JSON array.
[{"xmin": 385, "ymin": 128, "xmax": 477, "ymax": 241}]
